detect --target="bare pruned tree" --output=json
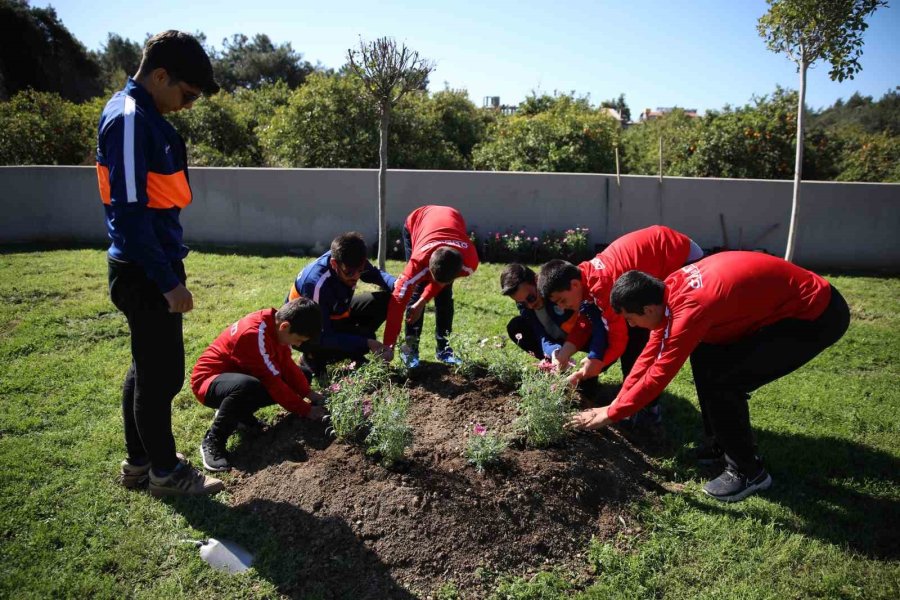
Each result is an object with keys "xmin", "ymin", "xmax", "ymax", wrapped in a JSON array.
[
  {"xmin": 758, "ymin": 0, "xmax": 887, "ymax": 262},
  {"xmin": 348, "ymin": 37, "xmax": 433, "ymax": 269}
]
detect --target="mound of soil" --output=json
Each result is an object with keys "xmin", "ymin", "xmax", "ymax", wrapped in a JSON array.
[{"xmin": 229, "ymin": 363, "xmax": 664, "ymax": 599}]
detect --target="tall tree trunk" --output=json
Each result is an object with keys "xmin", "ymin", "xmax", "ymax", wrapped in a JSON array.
[
  {"xmin": 377, "ymin": 107, "xmax": 390, "ymax": 270},
  {"xmin": 784, "ymin": 56, "xmax": 807, "ymax": 263}
]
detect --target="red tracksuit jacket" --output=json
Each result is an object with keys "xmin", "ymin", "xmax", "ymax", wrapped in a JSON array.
[
  {"xmin": 607, "ymin": 251, "xmax": 831, "ymax": 421},
  {"xmin": 383, "ymin": 205, "xmax": 479, "ymax": 348},
  {"xmin": 191, "ymin": 308, "xmax": 312, "ymax": 416},
  {"xmin": 579, "ymin": 225, "xmax": 694, "ymax": 367}
]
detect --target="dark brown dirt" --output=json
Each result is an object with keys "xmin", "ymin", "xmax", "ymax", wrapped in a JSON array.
[{"xmin": 228, "ymin": 363, "xmax": 664, "ymax": 599}]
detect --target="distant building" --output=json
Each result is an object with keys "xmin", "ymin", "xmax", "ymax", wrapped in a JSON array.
[
  {"xmin": 600, "ymin": 107, "xmax": 623, "ymax": 124},
  {"xmin": 640, "ymin": 107, "xmax": 699, "ymax": 121},
  {"xmin": 483, "ymin": 96, "xmax": 518, "ymax": 115}
]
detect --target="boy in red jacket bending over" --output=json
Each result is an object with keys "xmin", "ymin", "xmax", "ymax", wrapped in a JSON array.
[
  {"xmin": 570, "ymin": 252, "xmax": 850, "ymax": 502},
  {"xmin": 383, "ymin": 205, "xmax": 479, "ymax": 367},
  {"xmin": 191, "ymin": 298, "xmax": 327, "ymax": 472}
]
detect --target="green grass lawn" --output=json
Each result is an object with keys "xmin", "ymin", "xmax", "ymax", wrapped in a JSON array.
[{"xmin": 1, "ymin": 245, "xmax": 898, "ymax": 599}]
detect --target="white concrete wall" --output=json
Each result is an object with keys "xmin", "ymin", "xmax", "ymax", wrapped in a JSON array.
[{"xmin": 1, "ymin": 166, "xmax": 898, "ymax": 271}]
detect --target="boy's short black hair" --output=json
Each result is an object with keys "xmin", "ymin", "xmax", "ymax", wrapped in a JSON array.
[
  {"xmin": 610, "ymin": 271, "xmax": 665, "ymax": 315},
  {"xmin": 500, "ymin": 263, "xmax": 536, "ymax": 296},
  {"xmin": 137, "ymin": 30, "xmax": 219, "ymax": 95},
  {"xmin": 429, "ymin": 247, "xmax": 463, "ymax": 284},
  {"xmin": 275, "ymin": 297, "xmax": 322, "ymax": 342},
  {"xmin": 537, "ymin": 259, "xmax": 581, "ymax": 299},
  {"xmin": 330, "ymin": 232, "xmax": 368, "ymax": 268}
]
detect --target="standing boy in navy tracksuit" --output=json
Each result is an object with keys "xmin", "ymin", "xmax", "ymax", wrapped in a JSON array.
[{"xmin": 98, "ymin": 30, "xmax": 224, "ymax": 497}]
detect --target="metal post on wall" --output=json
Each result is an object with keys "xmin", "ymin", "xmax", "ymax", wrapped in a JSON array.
[
  {"xmin": 614, "ymin": 146, "xmax": 621, "ymax": 187},
  {"xmin": 658, "ymin": 136, "xmax": 663, "ymax": 183}
]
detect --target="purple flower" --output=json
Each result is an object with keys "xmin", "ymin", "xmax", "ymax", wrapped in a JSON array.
[
  {"xmin": 362, "ymin": 398, "xmax": 373, "ymax": 417},
  {"xmin": 348, "ymin": 361, "xmax": 358, "ymax": 370},
  {"xmin": 328, "ymin": 383, "xmax": 342, "ymax": 393},
  {"xmin": 473, "ymin": 423, "xmax": 487, "ymax": 436}
]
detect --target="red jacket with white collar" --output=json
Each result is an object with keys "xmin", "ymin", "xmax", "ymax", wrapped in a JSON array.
[
  {"xmin": 607, "ymin": 251, "xmax": 831, "ymax": 421},
  {"xmin": 383, "ymin": 205, "xmax": 479, "ymax": 347},
  {"xmin": 579, "ymin": 225, "xmax": 694, "ymax": 367},
  {"xmin": 191, "ymin": 308, "xmax": 312, "ymax": 416}
]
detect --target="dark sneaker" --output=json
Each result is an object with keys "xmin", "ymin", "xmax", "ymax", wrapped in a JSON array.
[
  {"xmin": 695, "ymin": 441, "xmax": 725, "ymax": 465},
  {"xmin": 148, "ymin": 460, "xmax": 225, "ymax": 497},
  {"xmin": 200, "ymin": 431, "xmax": 231, "ymax": 472},
  {"xmin": 436, "ymin": 347, "xmax": 462, "ymax": 366},
  {"xmin": 119, "ymin": 452, "xmax": 184, "ymax": 489},
  {"xmin": 703, "ymin": 465, "xmax": 772, "ymax": 502}
]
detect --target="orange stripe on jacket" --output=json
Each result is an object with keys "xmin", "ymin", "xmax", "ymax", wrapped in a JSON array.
[
  {"xmin": 330, "ymin": 310, "xmax": 350, "ymax": 320},
  {"xmin": 96, "ymin": 164, "xmax": 111, "ymax": 205},
  {"xmin": 147, "ymin": 170, "xmax": 192, "ymax": 209}
]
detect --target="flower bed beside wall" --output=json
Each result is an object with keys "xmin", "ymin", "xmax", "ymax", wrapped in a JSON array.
[{"xmin": 385, "ymin": 225, "xmax": 594, "ymax": 264}]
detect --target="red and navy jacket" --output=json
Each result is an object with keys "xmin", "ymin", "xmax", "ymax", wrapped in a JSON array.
[
  {"xmin": 383, "ymin": 205, "xmax": 479, "ymax": 347},
  {"xmin": 286, "ymin": 250, "xmax": 396, "ymax": 353},
  {"xmin": 96, "ymin": 78, "xmax": 192, "ymax": 293},
  {"xmin": 607, "ymin": 251, "xmax": 832, "ymax": 421},
  {"xmin": 191, "ymin": 308, "xmax": 313, "ymax": 416},
  {"xmin": 579, "ymin": 225, "xmax": 694, "ymax": 366}
]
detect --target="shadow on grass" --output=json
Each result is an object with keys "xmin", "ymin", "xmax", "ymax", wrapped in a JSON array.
[
  {"xmin": 166, "ymin": 494, "xmax": 416, "ymax": 600},
  {"xmin": 654, "ymin": 394, "xmax": 900, "ymax": 560}
]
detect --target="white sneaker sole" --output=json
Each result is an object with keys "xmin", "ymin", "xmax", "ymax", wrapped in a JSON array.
[{"xmin": 200, "ymin": 444, "xmax": 232, "ymax": 472}]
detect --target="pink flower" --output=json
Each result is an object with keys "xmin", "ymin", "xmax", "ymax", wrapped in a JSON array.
[
  {"xmin": 362, "ymin": 399, "xmax": 373, "ymax": 417},
  {"xmin": 536, "ymin": 360, "xmax": 555, "ymax": 372},
  {"xmin": 495, "ymin": 233, "xmax": 500, "ymax": 240},
  {"xmin": 519, "ymin": 229, "xmax": 526, "ymax": 235},
  {"xmin": 550, "ymin": 383, "xmax": 558, "ymax": 391},
  {"xmin": 328, "ymin": 383, "xmax": 342, "ymax": 393},
  {"xmin": 348, "ymin": 361, "xmax": 358, "ymax": 370},
  {"xmin": 473, "ymin": 423, "xmax": 487, "ymax": 436}
]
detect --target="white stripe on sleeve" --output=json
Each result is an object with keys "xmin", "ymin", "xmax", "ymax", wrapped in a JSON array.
[
  {"xmin": 123, "ymin": 96, "xmax": 137, "ymax": 203},
  {"xmin": 257, "ymin": 322, "xmax": 280, "ymax": 376},
  {"xmin": 313, "ymin": 271, "xmax": 331, "ymax": 304},
  {"xmin": 397, "ymin": 268, "xmax": 430, "ymax": 301}
]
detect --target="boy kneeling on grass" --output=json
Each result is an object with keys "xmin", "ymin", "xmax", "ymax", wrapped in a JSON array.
[{"xmin": 191, "ymin": 298, "xmax": 328, "ymax": 472}]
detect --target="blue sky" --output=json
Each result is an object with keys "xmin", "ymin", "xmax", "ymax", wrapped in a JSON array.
[{"xmin": 35, "ymin": 0, "xmax": 899, "ymax": 115}]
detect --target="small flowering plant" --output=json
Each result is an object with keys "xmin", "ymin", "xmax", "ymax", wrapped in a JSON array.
[
  {"xmin": 323, "ymin": 356, "xmax": 397, "ymax": 441},
  {"xmin": 365, "ymin": 384, "xmax": 413, "ymax": 466},
  {"xmin": 514, "ymin": 368, "xmax": 577, "ymax": 448},
  {"xmin": 464, "ymin": 422, "xmax": 508, "ymax": 472}
]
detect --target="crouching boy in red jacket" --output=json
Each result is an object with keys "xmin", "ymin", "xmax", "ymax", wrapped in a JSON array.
[{"xmin": 191, "ymin": 298, "xmax": 328, "ymax": 472}]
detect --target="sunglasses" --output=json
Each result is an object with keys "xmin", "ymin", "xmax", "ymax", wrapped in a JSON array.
[{"xmin": 337, "ymin": 263, "xmax": 366, "ymax": 277}]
